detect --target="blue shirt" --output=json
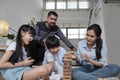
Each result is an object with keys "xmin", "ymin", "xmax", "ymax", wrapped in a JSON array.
[
  {"xmin": 77, "ymin": 40, "xmax": 107, "ymax": 66},
  {"xmin": 43, "ymin": 47, "xmax": 66, "ymax": 66}
]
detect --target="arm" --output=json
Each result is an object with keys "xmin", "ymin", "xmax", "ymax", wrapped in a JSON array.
[
  {"xmin": 59, "ymin": 47, "xmax": 67, "ymax": 66},
  {"xmin": 82, "ymin": 54, "xmax": 103, "ymax": 67},
  {"xmin": 75, "ymin": 44, "xmax": 82, "ymax": 63},
  {"xmin": 46, "ymin": 54, "xmax": 54, "ymax": 71},
  {"xmin": 43, "ymin": 51, "xmax": 54, "ymax": 70},
  {"xmin": 57, "ymin": 28, "xmax": 76, "ymax": 51},
  {"xmin": 0, "ymin": 50, "xmax": 34, "ymax": 69},
  {"xmin": 33, "ymin": 25, "xmax": 42, "ymax": 42},
  {"xmin": 97, "ymin": 41, "xmax": 107, "ymax": 66},
  {"xmin": 82, "ymin": 42, "xmax": 107, "ymax": 67},
  {"xmin": 70, "ymin": 42, "xmax": 82, "ymax": 63},
  {"xmin": 0, "ymin": 50, "xmax": 20, "ymax": 69}
]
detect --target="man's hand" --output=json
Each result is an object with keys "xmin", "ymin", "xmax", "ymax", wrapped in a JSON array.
[
  {"xmin": 72, "ymin": 47, "xmax": 77, "ymax": 51},
  {"xmin": 68, "ymin": 51, "xmax": 77, "ymax": 59}
]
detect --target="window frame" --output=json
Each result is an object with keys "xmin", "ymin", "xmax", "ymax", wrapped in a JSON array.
[
  {"xmin": 45, "ymin": 0, "xmax": 89, "ymax": 10},
  {"xmin": 61, "ymin": 27, "xmax": 87, "ymax": 39}
]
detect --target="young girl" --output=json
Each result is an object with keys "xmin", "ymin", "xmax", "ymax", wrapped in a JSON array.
[
  {"xmin": 0, "ymin": 24, "xmax": 53, "ymax": 80},
  {"xmin": 72, "ymin": 24, "xmax": 120, "ymax": 80},
  {"xmin": 42, "ymin": 36, "xmax": 67, "ymax": 79}
]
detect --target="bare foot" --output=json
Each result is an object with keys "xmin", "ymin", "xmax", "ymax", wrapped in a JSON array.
[{"xmin": 99, "ymin": 78, "xmax": 104, "ymax": 80}]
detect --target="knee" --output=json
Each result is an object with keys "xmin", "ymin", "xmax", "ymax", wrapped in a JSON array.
[
  {"xmin": 39, "ymin": 66, "xmax": 50, "ymax": 75},
  {"xmin": 107, "ymin": 64, "xmax": 120, "ymax": 74}
]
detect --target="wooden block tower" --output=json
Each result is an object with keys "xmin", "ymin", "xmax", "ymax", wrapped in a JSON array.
[{"xmin": 63, "ymin": 54, "xmax": 72, "ymax": 80}]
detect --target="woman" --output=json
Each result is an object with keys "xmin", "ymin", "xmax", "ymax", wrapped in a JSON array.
[
  {"xmin": 72, "ymin": 24, "xmax": 119, "ymax": 80},
  {"xmin": 0, "ymin": 24, "xmax": 53, "ymax": 80}
]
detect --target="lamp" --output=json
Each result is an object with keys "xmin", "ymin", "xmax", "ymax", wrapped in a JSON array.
[{"xmin": 0, "ymin": 21, "xmax": 9, "ymax": 36}]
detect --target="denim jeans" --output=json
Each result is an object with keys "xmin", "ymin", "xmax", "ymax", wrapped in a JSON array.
[{"xmin": 72, "ymin": 64, "xmax": 120, "ymax": 80}]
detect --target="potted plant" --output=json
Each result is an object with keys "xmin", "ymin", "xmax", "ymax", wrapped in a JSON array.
[
  {"xmin": 7, "ymin": 33, "xmax": 15, "ymax": 40},
  {"xmin": 6, "ymin": 33, "xmax": 15, "ymax": 45},
  {"xmin": 28, "ymin": 17, "xmax": 36, "ymax": 27}
]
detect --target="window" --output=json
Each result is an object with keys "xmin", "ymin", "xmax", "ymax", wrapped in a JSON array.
[
  {"xmin": 68, "ymin": 29, "xmax": 78, "ymax": 39},
  {"xmin": 61, "ymin": 27, "xmax": 87, "ymax": 39},
  {"xmin": 79, "ymin": 28, "xmax": 86, "ymax": 38},
  {"xmin": 45, "ymin": 0, "xmax": 89, "ymax": 10},
  {"xmin": 61, "ymin": 28, "xmax": 66, "ymax": 37},
  {"xmin": 57, "ymin": 1, "xmax": 66, "ymax": 9},
  {"xmin": 46, "ymin": 1, "xmax": 55, "ymax": 9},
  {"xmin": 79, "ymin": 1, "xmax": 89, "ymax": 9},
  {"xmin": 68, "ymin": 1, "xmax": 77, "ymax": 9}
]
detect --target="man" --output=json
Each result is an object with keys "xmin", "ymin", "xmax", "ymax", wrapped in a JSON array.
[{"xmin": 28, "ymin": 11, "xmax": 76, "ymax": 65}]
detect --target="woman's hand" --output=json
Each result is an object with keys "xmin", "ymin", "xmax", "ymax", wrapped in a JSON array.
[
  {"xmin": 22, "ymin": 57, "xmax": 35, "ymax": 66},
  {"xmin": 81, "ymin": 54, "xmax": 89, "ymax": 61}
]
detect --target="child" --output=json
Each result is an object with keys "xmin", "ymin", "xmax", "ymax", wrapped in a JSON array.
[
  {"xmin": 42, "ymin": 36, "xmax": 67, "ymax": 79},
  {"xmin": 0, "ymin": 24, "xmax": 53, "ymax": 80}
]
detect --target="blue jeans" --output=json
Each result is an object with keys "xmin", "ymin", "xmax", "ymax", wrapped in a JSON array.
[{"xmin": 72, "ymin": 64, "xmax": 120, "ymax": 80}]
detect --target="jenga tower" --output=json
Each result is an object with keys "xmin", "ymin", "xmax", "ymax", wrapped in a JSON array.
[{"xmin": 63, "ymin": 54, "xmax": 72, "ymax": 80}]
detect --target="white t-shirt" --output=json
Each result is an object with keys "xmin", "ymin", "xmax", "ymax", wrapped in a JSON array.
[
  {"xmin": 6, "ymin": 42, "xmax": 27, "ymax": 60},
  {"xmin": 6, "ymin": 42, "xmax": 16, "ymax": 51}
]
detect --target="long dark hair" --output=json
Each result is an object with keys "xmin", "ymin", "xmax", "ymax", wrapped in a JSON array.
[
  {"xmin": 9, "ymin": 24, "xmax": 36, "ymax": 64},
  {"xmin": 87, "ymin": 24, "xmax": 102, "ymax": 60}
]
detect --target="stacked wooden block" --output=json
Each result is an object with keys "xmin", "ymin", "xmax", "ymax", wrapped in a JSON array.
[
  {"xmin": 63, "ymin": 54, "xmax": 72, "ymax": 80},
  {"xmin": 0, "ymin": 73, "xmax": 3, "ymax": 80}
]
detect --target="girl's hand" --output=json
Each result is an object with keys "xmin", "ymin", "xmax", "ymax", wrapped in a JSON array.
[
  {"xmin": 43, "ymin": 38, "xmax": 47, "ymax": 50},
  {"xmin": 22, "ymin": 57, "xmax": 35, "ymax": 66},
  {"xmin": 81, "ymin": 54, "xmax": 89, "ymax": 61}
]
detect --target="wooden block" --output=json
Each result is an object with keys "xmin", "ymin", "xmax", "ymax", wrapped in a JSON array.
[{"xmin": 63, "ymin": 53, "xmax": 72, "ymax": 80}]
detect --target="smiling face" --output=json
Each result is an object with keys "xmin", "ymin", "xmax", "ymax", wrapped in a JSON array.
[
  {"xmin": 21, "ymin": 31, "xmax": 33, "ymax": 45},
  {"xmin": 46, "ymin": 14, "xmax": 58, "ymax": 27},
  {"xmin": 86, "ymin": 30, "xmax": 98, "ymax": 46}
]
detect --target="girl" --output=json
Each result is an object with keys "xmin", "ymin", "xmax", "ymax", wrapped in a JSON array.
[
  {"xmin": 72, "ymin": 24, "xmax": 119, "ymax": 80},
  {"xmin": 0, "ymin": 24, "xmax": 53, "ymax": 80}
]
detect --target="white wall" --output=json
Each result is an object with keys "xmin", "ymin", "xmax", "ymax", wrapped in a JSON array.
[
  {"xmin": 89, "ymin": 0, "xmax": 106, "ymax": 40},
  {"xmin": 102, "ymin": 3, "xmax": 120, "ymax": 65},
  {"xmin": 0, "ymin": 0, "xmax": 44, "ymax": 31},
  {"xmin": 0, "ymin": 0, "xmax": 44, "ymax": 46}
]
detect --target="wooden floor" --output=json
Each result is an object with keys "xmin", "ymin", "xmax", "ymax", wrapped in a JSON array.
[
  {"xmin": 0, "ymin": 74, "xmax": 3, "ymax": 80},
  {"xmin": 0, "ymin": 72, "xmax": 119, "ymax": 80}
]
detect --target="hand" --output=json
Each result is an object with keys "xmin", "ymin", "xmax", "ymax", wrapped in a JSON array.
[
  {"xmin": 68, "ymin": 51, "xmax": 77, "ymax": 59},
  {"xmin": 43, "ymin": 38, "xmax": 46, "ymax": 43},
  {"xmin": 81, "ymin": 54, "xmax": 89, "ymax": 61},
  {"xmin": 22, "ymin": 57, "xmax": 35, "ymax": 66},
  {"xmin": 43, "ymin": 38, "xmax": 47, "ymax": 50},
  {"xmin": 72, "ymin": 47, "xmax": 77, "ymax": 51}
]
